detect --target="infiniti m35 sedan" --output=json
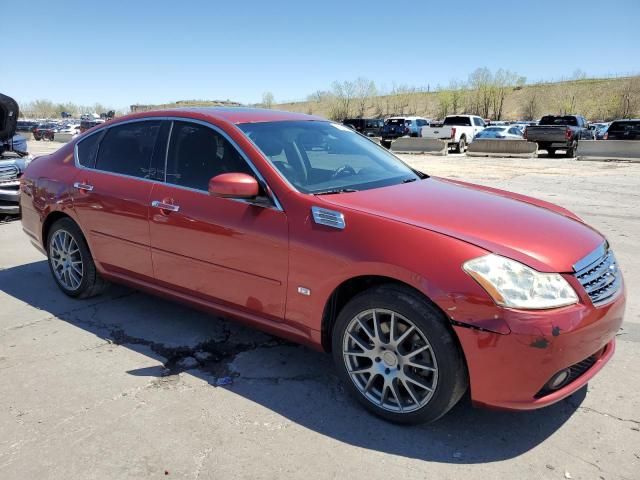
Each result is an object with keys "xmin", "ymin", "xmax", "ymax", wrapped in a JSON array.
[{"xmin": 20, "ymin": 108, "xmax": 625, "ymax": 423}]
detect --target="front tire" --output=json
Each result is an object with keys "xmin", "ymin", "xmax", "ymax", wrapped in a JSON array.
[
  {"xmin": 47, "ymin": 218, "xmax": 108, "ymax": 298},
  {"xmin": 332, "ymin": 285, "xmax": 468, "ymax": 424}
]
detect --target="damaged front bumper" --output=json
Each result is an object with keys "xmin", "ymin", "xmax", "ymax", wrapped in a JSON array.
[{"xmin": 454, "ymin": 280, "xmax": 625, "ymax": 410}]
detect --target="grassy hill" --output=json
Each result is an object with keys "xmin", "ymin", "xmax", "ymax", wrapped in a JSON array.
[{"xmin": 275, "ymin": 76, "xmax": 640, "ymax": 122}]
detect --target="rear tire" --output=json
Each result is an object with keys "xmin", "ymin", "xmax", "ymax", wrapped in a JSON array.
[
  {"xmin": 332, "ymin": 284, "xmax": 468, "ymax": 424},
  {"xmin": 565, "ymin": 142, "xmax": 577, "ymax": 158},
  {"xmin": 454, "ymin": 137, "xmax": 466, "ymax": 153},
  {"xmin": 47, "ymin": 218, "xmax": 108, "ymax": 298}
]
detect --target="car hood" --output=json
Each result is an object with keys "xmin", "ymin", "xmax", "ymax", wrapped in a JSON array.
[{"xmin": 319, "ymin": 177, "xmax": 604, "ymax": 273}]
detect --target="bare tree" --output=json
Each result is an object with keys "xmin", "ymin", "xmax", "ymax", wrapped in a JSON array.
[
  {"xmin": 436, "ymin": 87, "xmax": 453, "ymax": 119},
  {"xmin": 491, "ymin": 69, "xmax": 526, "ymax": 119},
  {"xmin": 468, "ymin": 67, "xmax": 493, "ymax": 118},
  {"xmin": 262, "ymin": 92, "xmax": 274, "ymax": 109},
  {"xmin": 449, "ymin": 80, "xmax": 466, "ymax": 114},
  {"xmin": 353, "ymin": 77, "xmax": 377, "ymax": 117},
  {"xmin": 522, "ymin": 86, "xmax": 539, "ymax": 120},
  {"xmin": 328, "ymin": 80, "xmax": 357, "ymax": 120}
]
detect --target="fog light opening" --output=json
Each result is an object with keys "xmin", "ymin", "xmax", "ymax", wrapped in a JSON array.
[{"xmin": 546, "ymin": 369, "xmax": 571, "ymax": 390}]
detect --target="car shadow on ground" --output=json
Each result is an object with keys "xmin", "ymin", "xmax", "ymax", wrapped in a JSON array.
[{"xmin": 0, "ymin": 260, "xmax": 587, "ymax": 464}]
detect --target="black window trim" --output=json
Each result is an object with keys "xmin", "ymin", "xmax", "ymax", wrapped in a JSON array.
[{"xmin": 73, "ymin": 117, "xmax": 283, "ymax": 212}]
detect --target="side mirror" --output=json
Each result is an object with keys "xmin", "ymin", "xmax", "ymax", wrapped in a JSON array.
[{"xmin": 208, "ymin": 173, "xmax": 259, "ymax": 199}]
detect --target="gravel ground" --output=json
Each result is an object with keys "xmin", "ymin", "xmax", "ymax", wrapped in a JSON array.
[{"xmin": 0, "ymin": 142, "xmax": 638, "ymax": 479}]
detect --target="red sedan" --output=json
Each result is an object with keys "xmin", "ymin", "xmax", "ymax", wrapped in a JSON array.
[{"xmin": 20, "ymin": 108, "xmax": 625, "ymax": 423}]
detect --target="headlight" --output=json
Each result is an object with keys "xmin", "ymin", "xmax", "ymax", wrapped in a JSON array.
[{"xmin": 463, "ymin": 254, "xmax": 578, "ymax": 310}]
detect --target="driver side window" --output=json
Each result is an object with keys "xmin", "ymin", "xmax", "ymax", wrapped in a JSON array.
[{"xmin": 166, "ymin": 121, "xmax": 253, "ymax": 191}]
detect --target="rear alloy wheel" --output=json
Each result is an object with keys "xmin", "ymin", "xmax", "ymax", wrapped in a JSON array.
[
  {"xmin": 332, "ymin": 285, "xmax": 468, "ymax": 424},
  {"xmin": 47, "ymin": 218, "xmax": 108, "ymax": 298},
  {"xmin": 455, "ymin": 137, "xmax": 466, "ymax": 153}
]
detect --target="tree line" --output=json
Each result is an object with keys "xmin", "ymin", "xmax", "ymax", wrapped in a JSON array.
[
  {"xmin": 18, "ymin": 100, "xmax": 125, "ymax": 119},
  {"xmin": 282, "ymin": 68, "xmax": 640, "ymax": 122}
]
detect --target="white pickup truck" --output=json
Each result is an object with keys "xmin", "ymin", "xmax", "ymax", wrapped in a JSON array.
[{"xmin": 421, "ymin": 115, "xmax": 486, "ymax": 152}]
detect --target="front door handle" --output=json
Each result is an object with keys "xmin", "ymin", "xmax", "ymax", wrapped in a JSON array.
[
  {"xmin": 73, "ymin": 182, "xmax": 94, "ymax": 192},
  {"xmin": 151, "ymin": 200, "xmax": 180, "ymax": 212}
]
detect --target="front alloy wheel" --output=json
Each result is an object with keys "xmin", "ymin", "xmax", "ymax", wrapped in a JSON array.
[
  {"xmin": 343, "ymin": 309, "xmax": 438, "ymax": 413},
  {"xmin": 332, "ymin": 285, "xmax": 468, "ymax": 424}
]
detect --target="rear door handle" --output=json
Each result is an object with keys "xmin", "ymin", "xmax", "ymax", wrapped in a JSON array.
[
  {"xmin": 73, "ymin": 182, "xmax": 94, "ymax": 192},
  {"xmin": 151, "ymin": 200, "xmax": 180, "ymax": 212}
]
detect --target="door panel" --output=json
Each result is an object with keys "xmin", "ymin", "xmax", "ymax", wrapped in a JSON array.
[
  {"xmin": 72, "ymin": 171, "xmax": 154, "ymax": 280},
  {"xmin": 149, "ymin": 183, "xmax": 288, "ymax": 320}
]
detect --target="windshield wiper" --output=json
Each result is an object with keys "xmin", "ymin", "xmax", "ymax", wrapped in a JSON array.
[
  {"xmin": 313, "ymin": 188, "xmax": 359, "ymax": 195},
  {"xmin": 402, "ymin": 177, "xmax": 418, "ymax": 183}
]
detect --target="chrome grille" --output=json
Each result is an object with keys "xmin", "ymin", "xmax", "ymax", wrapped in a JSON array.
[
  {"xmin": 574, "ymin": 248, "xmax": 621, "ymax": 306},
  {"xmin": 0, "ymin": 164, "xmax": 19, "ymax": 181}
]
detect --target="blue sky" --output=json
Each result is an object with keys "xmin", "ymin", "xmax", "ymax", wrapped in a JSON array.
[{"xmin": 5, "ymin": 0, "xmax": 639, "ymax": 109}]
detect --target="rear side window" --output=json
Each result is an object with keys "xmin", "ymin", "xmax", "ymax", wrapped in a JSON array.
[
  {"xmin": 95, "ymin": 121, "xmax": 162, "ymax": 178},
  {"xmin": 76, "ymin": 131, "xmax": 104, "ymax": 168},
  {"xmin": 166, "ymin": 121, "xmax": 253, "ymax": 191},
  {"xmin": 540, "ymin": 116, "xmax": 578, "ymax": 126},
  {"xmin": 444, "ymin": 116, "xmax": 472, "ymax": 126}
]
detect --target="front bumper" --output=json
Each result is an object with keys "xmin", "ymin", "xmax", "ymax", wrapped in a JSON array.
[
  {"xmin": 455, "ymin": 281, "xmax": 625, "ymax": 410},
  {"xmin": 0, "ymin": 180, "xmax": 21, "ymax": 215}
]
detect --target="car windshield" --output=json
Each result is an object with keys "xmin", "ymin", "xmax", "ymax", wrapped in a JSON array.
[
  {"xmin": 385, "ymin": 118, "xmax": 405, "ymax": 125},
  {"xmin": 238, "ymin": 120, "xmax": 421, "ymax": 194},
  {"xmin": 443, "ymin": 116, "xmax": 472, "ymax": 126}
]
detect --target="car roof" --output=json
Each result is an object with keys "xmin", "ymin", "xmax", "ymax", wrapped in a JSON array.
[{"xmin": 112, "ymin": 107, "xmax": 325, "ymax": 125}]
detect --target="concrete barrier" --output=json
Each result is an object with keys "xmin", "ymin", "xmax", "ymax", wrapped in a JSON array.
[
  {"xmin": 53, "ymin": 132, "xmax": 74, "ymax": 143},
  {"xmin": 466, "ymin": 139, "xmax": 538, "ymax": 158},
  {"xmin": 577, "ymin": 140, "xmax": 640, "ymax": 162},
  {"xmin": 390, "ymin": 138, "xmax": 448, "ymax": 155}
]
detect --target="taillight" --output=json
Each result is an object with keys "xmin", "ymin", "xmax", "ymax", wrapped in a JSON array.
[
  {"xmin": 604, "ymin": 132, "xmax": 608, "ymax": 140},
  {"xmin": 404, "ymin": 127, "xmax": 409, "ymax": 134},
  {"xmin": 523, "ymin": 127, "xmax": 528, "ymax": 140},
  {"xmin": 451, "ymin": 127, "xmax": 456, "ymax": 139},
  {"xmin": 565, "ymin": 128, "xmax": 573, "ymax": 140}
]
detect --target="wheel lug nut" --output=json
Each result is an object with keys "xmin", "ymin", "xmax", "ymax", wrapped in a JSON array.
[
  {"xmin": 375, "ymin": 357, "xmax": 380, "ymax": 362},
  {"xmin": 397, "ymin": 365, "xmax": 401, "ymax": 370},
  {"xmin": 385, "ymin": 368, "xmax": 390, "ymax": 374}
]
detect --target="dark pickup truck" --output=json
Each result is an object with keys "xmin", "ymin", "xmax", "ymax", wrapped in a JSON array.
[{"xmin": 524, "ymin": 115, "xmax": 593, "ymax": 157}]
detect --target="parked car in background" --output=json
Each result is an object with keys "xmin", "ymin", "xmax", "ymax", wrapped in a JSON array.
[
  {"xmin": 342, "ymin": 118, "xmax": 384, "ymax": 137},
  {"xmin": 421, "ymin": 114, "xmax": 486, "ymax": 152},
  {"xmin": 475, "ymin": 126, "xmax": 524, "ymax": 139},
  {"xmin": 80, "ymin": 118, "xmax": 105, "ymax": 133},
  {"xmin": 58, "ymin": 123, "xmax": 81, "ymax": 135},
  {"xmin": 381, "ymin": 117, "xmax": 431, "ymax": 147},
  {"xmin": 16, "ymin": 120, "xmax": 38, "ymax": 133},
  {"xmin": 524, "ymin": 115, "xmax": 592, "ymax": 157},
  {"xmin": 593, "ymin": 123, "xmax": 609, "ymax": 140},
  {"xmin": 20, "ymin": 107, "xmax": 625, "ymax": 424},
  {"xmin": 604, "ymin": 119, "xmax": 640, "ymax": 140},
  {"xmin": 32, "ymin": 123, "xmax": 58, "ymax": 141},
  {"xmin": 1, "ymin": 93, "xmax": 30, "ymax": 215}
]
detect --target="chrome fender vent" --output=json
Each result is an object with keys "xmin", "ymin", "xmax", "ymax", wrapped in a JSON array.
[{"xmin": 311, "ymin": 206, "xmax": 345, "ymax": 230}]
